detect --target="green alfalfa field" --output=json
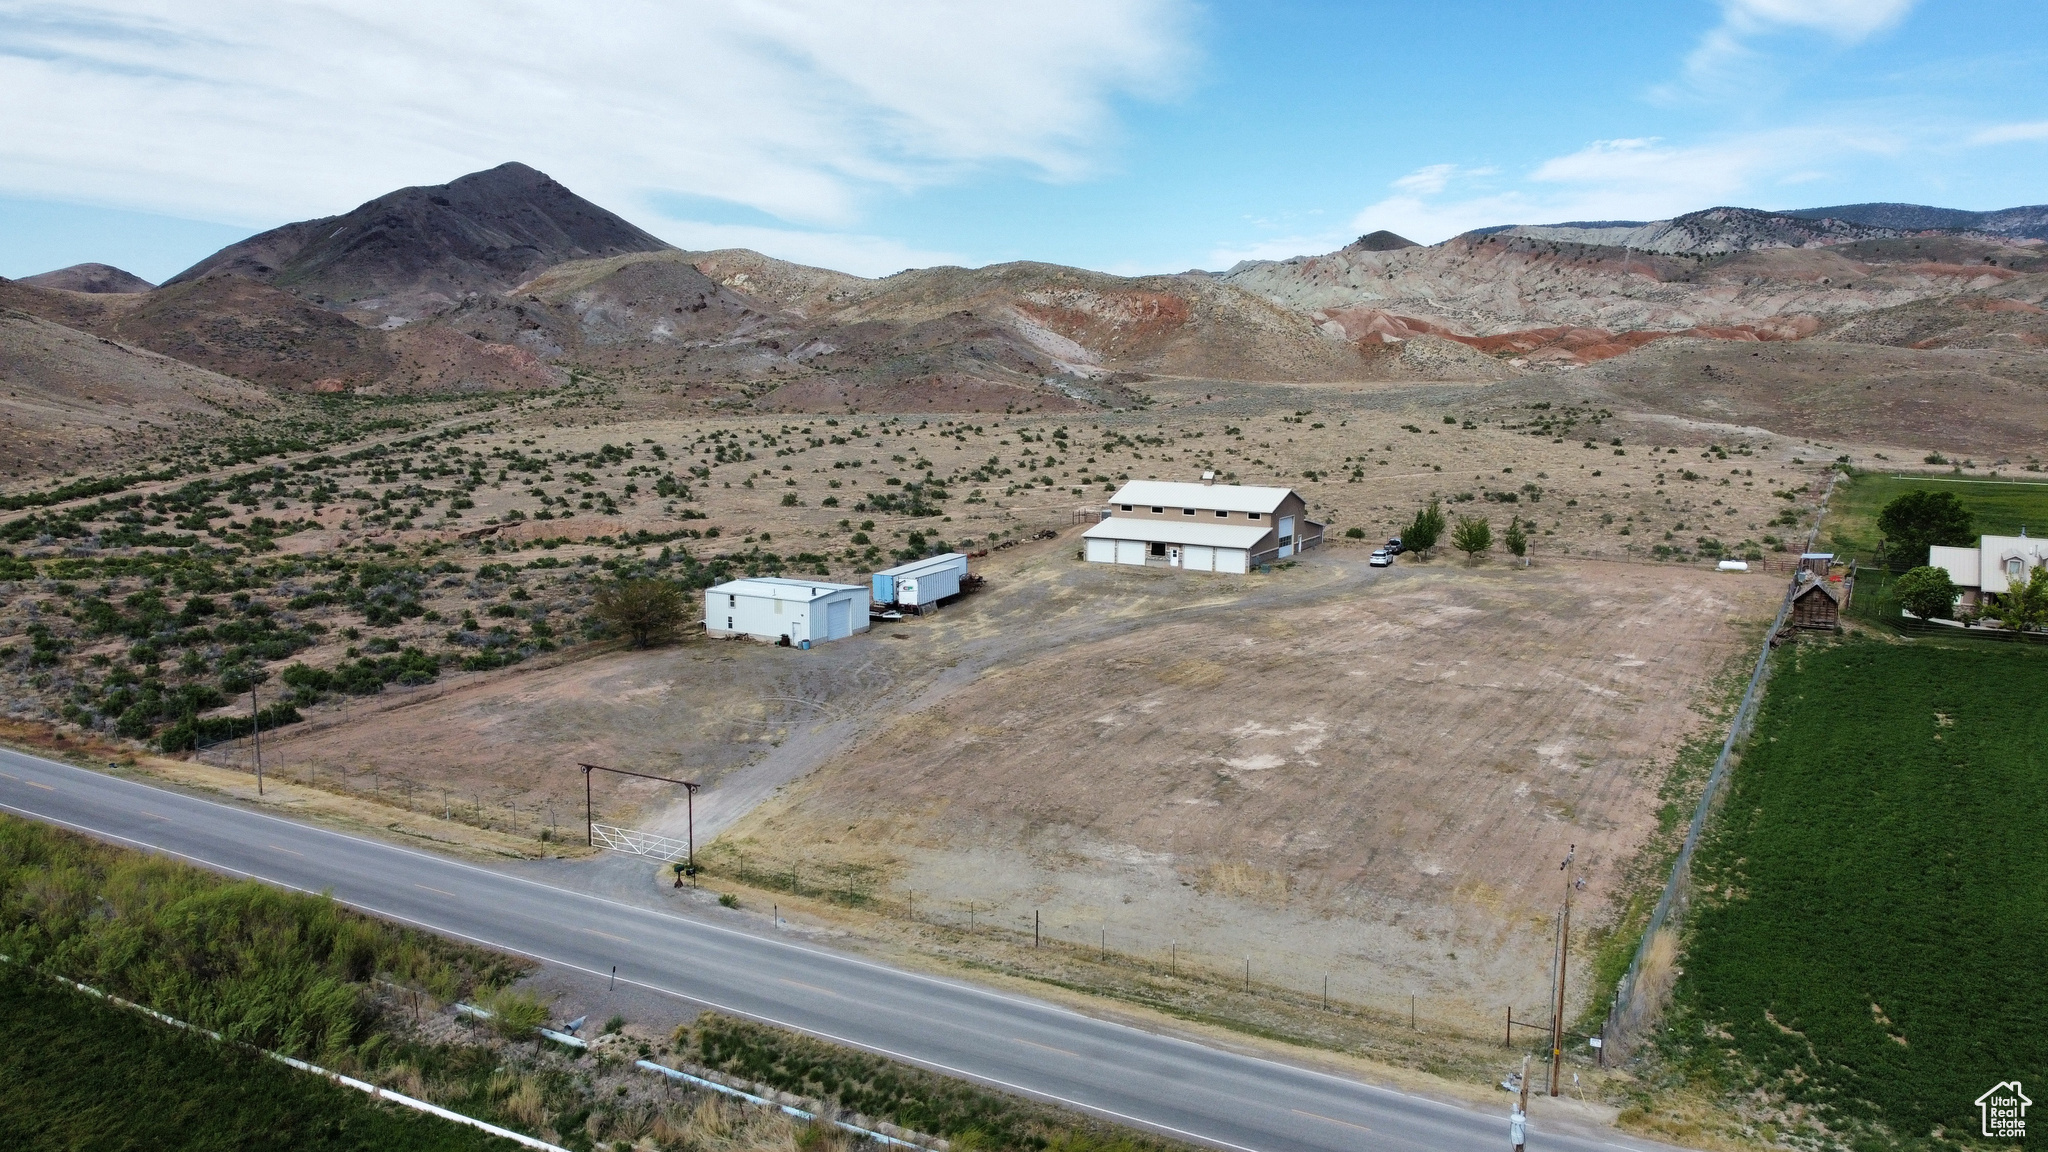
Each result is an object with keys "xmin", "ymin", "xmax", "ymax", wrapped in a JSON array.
[{"xmin": 1660, "ymin": 636, "xmax": 2047, "ymax": 1147}]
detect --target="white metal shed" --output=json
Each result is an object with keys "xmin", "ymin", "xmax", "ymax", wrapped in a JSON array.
[
  {"xmin": 1080, "ymin": 518, "xmax": 1271, "ymax": 573},
  {"xmin": 704, "ymin": 578, "xmax": 870, "ymax": 646}
]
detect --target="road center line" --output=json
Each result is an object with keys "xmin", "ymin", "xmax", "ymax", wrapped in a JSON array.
[
  {"xmin": 20, "ymin": 780, "xmax": 53, "ymax": 791},
  {"xmin": 582, "ymin": 927, "xmax": 630, "ymax": 943},
  {"xmin": 778, "ymin": 977, "xmax": 838, "ymax": 997},
  {"xmin": 140, "ymin": 811, "xmax": 170, "ymax": 822},
  {"xmin": 1292, "ymin": 1109, "xmax": 1371, "ymax": 1133},
  {"xmin": 266, "ymin": 843, "xmax": 303, "ymax": 856},
  {"xmin": 415, "ymin": 884, "xmax": 457, "ymax": 898},
  {"xmin": 0, "ymin": 795, "xmax": 1265, "ymax": 1152},
  {"xmin": 1013, "ymin": 1037, "xmax": 1081, "ymax": 1058}
]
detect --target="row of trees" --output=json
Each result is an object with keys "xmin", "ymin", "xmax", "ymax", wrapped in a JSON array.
[{"xmin": 1400, "ymin": 500, "xmax": 1528, "ymax": 563}]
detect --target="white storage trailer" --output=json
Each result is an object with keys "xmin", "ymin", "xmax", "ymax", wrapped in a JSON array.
[
  {"xmin": 871, "ymin": 553, "xmax": 969, "ymax": 611},
  {"xmin": 704, "ymin": 578, "xmax": 869, "ymax": 646}
]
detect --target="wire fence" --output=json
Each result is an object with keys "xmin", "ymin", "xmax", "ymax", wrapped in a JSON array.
[
  {"xmin": 689, "ymin": 858, "xmax": 1520, "ymax": 1041},
  {"xmin": 1601, "ymin": 473, "xmax": 1838, "ymax": 1059}
]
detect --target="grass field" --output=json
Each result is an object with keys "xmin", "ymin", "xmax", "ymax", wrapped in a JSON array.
[
  {"xmin": 0, "ymin": 968, "xmax": 517, "ymax": 1152},
  {"xmin": 1664, "ymin": 638, "xmax": 2048, "ymax": 1146},
  {"xmin": 1825, "ymin": 470, "xmax": 2048, "ymax": 560}
]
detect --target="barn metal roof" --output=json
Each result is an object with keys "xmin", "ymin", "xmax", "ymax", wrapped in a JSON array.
[
  {"xmin": 706, "ymin": 578, "xmax": 863, "ymax": 601},
  {"xmin": 1082, "ymin": 517, "xmax": 1274, "ymax": 549},
  {"xmin": 1108, "ymin": 480, "xmax": 1294, "ymax": 515}
]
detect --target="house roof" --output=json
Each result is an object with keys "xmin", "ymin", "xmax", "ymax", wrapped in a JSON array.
[
  {"xmin": 1109, "ymin": 480, "xmax": 1294, "ymax": 515},
  {"xmin": 1082, "ymin": 517, "xmax": 1275, "ymax": 550},
  {"xmin": 1793, "ymin": 580, "xmax": 1841, "ymax": 603},
  {"xmin": 707, "ymin": 577, "xmax": 862, "ymax": 601}
]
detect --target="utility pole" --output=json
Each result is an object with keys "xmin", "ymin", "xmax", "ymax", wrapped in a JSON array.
[
  {"xmin": 1550, "ymin": 844, "xmax": 1575, "ymax": 1097},
  {"xmin": 250, "ymin": 686, "xmax": 263, "ymax": 796}
]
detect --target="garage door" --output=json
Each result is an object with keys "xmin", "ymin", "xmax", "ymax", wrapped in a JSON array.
[
  {"xmin": 827, "ymin": 598, "xmax": 851, "ymax": 640},
  {"xmin": 1182, "ymin": 545, "xmax": 1215, "ymax": 572},
  {"xmin": 1115, "ymin": 539, "xmax": 1147, "ymax": 566},
  {"xmin": 1085, "ymin": 538, "xmax": 1116, "ymax": 564},
  {"xmin": 1216, "ymin": 548, "xmax": 1249, "ymax": 574}
]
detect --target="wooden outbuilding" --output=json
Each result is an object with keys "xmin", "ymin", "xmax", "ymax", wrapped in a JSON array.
[{"xmin": 1790, "ymin": 579, "xmax": 1842, "ymax": 630}]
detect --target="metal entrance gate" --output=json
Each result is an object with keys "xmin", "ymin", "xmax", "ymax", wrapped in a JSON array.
[{"xmin": 590, "ymin": 823, "xmax": 691, "ymax": 862}]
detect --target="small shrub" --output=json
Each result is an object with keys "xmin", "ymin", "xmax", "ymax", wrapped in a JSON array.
[{"xmin": 478, "ymin": 988, "xmax": 549, "ymax": 1040}]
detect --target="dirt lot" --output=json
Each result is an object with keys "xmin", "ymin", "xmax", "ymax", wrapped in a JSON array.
[
  {"xmin": 246, "ymin": 523, "xmax": 1779, "ymax": 1031},
  {"xmin": 0, "ymin": 369, "xmax": 1853, "ymax": 1044},
  {"xmin": 706, "ymin": 551, "xmax": 1779, "ymax": 1030}
]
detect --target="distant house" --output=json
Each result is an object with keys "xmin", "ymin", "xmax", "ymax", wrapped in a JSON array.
[
  {"xmin": 1082, "ymin": 478, "xmax": 1323, "ymax": 573},
  {"xmin": 1927, "ymin": 532, "xmax": 2048, "ymax": 611}
]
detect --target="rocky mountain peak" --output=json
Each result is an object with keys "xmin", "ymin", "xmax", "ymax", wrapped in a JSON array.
[{"xmin": 163, "ymin": 162, "xmax": 672, "ymax": 322}]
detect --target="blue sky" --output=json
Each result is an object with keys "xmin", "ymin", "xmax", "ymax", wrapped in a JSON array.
[{"xmin": 2, "ymin": 0, "xmax": 2044, "ymax": 282}]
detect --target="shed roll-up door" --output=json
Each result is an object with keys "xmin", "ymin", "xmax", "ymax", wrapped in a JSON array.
[
  {"xmin": 827, "ymin": 598, "xmax": 851, "ymax": 639},
  {"xmin": 1115, "ymin": 539, "xmax": 1148, "ymax": 566},
  {"xmin": 1182, "ymin": 545, "xmax": 1215, "ymax": 572},
  {"xmin": 1085, "ymin": 538, "xmax": 1116, "ymax": 564},
  {"xmin": 1217, "ymin": 548, "xmax": 1249, "ymax": 574}
]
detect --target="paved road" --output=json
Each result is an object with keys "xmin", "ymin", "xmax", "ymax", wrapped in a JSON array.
[{"xmin": 0, "ymin": 746, "xmax": 1674, "ymax": 1152}]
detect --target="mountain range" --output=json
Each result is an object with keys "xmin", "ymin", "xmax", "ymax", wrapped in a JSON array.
[{"xmin": 5, "ymin": 164, "xmax": 2046, "ymax": 442}]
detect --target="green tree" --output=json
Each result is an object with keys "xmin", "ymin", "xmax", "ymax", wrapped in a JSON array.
[
  {"xmin": 1993, "ymin": 562, "xmax": 2048, "ymax": 633},
  {"xmin": 1404, "ymin": 500, "xmax": 1446, "ymax": 557},
  {"xmin": 1452, "ymin": 515, "xmax": 1493, "ymax": 562},
  {"xmin": 1892, "ymin": 565, "xmax": 1960, "ymax": 620},
  {"xmin": 591, "ymin": 578, "xmax": 688, "ymax": 648},
  {"xmin": 1876, "ymin": 490, "xmax": 1975, "ymax": 563},
  {"xmin": 1504, "ymin": 516, "xmax": 1528, "ymax": 562}
]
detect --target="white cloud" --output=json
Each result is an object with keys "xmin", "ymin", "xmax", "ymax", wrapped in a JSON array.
[
  {"xmin": 1717, "ymin": 0, "xmax": 1917, "ymax": 41},
  {"xmin": 1681, "ymin": 0, "xmax": 1917, "ymax": 87},
  {"xmin": 1971, "ymin": 121, "xmax": 2048, "ymax": 145},
  {"xmin": 1391, "ymin": 164, "xmax": 1457, "ymax": 195},
  {"xmin": 0, "ymin": 1, "xmax": 1194, "ymax": 250}
]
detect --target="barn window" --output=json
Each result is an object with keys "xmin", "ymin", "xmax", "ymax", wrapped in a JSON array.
[
  {"xmin": 726, "ymin": 617, "xmax": 733, "ymax": 629},
  {"xmin": 1248, "ymin": 512, "xmax": 1263, "ymax": 520},
  {"xmin": 1151, "ymin": 506, "xmax": 1164, "ymax": 513},
  {"xmin": 1215, "ymin": 510, "xmax": 1228, "ymax": 517},
  {"xmin": 1183, "ymin": 508, "xmax": 1195, "ymax": 515},
  {"xmin": 728, "ymin": 594, "xmax": 736, "ymax": 607},
  {"xmin": 1121, "ymin": 504, "xmax": 1133, "ymax": 511}
]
